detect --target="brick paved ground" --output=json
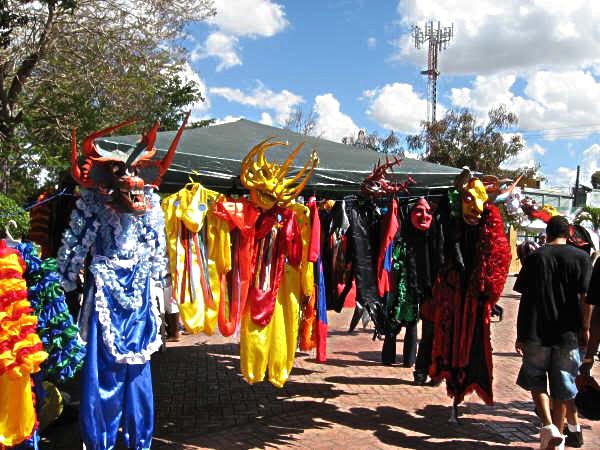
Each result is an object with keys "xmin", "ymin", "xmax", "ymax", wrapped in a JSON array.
[{"xmin": 43, "ymin": 278, "xmax": 600, "ymax": 449}]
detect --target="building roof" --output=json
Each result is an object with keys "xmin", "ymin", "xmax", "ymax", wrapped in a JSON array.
[{"xmin": 99, "ymin": 119, "xmax": 462, "ymax": 194}]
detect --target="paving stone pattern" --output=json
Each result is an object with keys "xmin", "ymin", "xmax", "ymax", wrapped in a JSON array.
[{"xmin": 42, "ymin": 278, "xmax": 600, "ymax": 449}]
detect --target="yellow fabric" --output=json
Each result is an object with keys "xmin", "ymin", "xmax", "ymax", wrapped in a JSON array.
[
  {"xmin": 288, "ymin": 203, "xmax": 314, "ymax": 297},
  {"xmin": 268, "ymin": 265, "xmax": 301, "ymax": 387},
  {"xmin": 0, "ymin": 250, "xmax": 48, "ymax": 447},
  {"xmin": 240, "ymin": 264, "xmax": 302, "ymax": 388},
  {"xmin": 0, "ymin": 375, "xmax": 36, "ymax": 446},
  {"xmin": 162, "ymin": 184, "xmax": 223, "ymax": 335}
]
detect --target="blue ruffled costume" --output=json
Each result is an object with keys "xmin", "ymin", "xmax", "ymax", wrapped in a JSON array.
[{"xmin": 58, "ymin": 188, "xmax": 167, "ymax": 450}]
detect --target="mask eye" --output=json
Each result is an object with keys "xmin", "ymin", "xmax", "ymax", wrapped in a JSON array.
[{"xmin": 111, "ymin": 162, "xmax": 126, "ymax": 177}]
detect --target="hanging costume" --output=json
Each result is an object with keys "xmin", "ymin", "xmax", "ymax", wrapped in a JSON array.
[
  {"xmin": 0, "ymin": 242, "xmax": 48, "ymax": 448},
  {"xmin": 10, "ymin": 242, "xmax": 86, "ymax": 449},
  {"xmin": 58, "ymin": 114, "xmax": 188, "ymax": 449},
  {"xmin": 429, "ymin": 175, "xmax": 511, "ymax": 406},
  {"xmin": 238, "ymin": 138, "xmax": 318, "ymax": 386},
  {"xmin": 162, "ymin": 183, "xmax": 223, "ymax": 335}
]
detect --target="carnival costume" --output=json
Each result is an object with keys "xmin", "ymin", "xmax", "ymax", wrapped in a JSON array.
[
  {"xmin": 0, "ymin": 242, "xmax": 48, "ymax": 448},
  {"xmin": 238, "ymin": 138, "xmax": 318, "ymax": 386},
  {"xmin": 58, "ymin": 114, "xmax": 188, "ymax": 449},
  {"xmin": 429, "ymin": 174, "xmax": 511, "ymax": 413}
]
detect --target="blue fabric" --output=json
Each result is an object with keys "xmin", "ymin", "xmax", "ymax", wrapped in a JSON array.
[
  {"xmin": 383, "ymin": 243, "xmax": 393, "ymax": 272},
  {"xmin": 81, "ymin": 302, "xmax": 153, "ymax": 450},
  {"xmin": 316, "ymin": 256, "xmax": 328, "ymax": 325},
  {"xmin": 99, "ymin": 267, "xmax": 157, "ymax": 356}
]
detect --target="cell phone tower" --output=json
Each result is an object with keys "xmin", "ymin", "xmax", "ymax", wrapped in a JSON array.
[{"xmin": 413, "ymin": 21, "xmax": 454, "ymax": 125}]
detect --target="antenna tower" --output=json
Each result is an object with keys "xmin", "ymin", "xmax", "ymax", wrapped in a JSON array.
[{"xmin": 413, "ymin": 21, "xmax": 454, "ymax": 124}]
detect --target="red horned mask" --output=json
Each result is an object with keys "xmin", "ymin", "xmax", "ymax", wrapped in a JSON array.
[
  {"xmin": 71, "ymin": 112, "xmax": 190, "ymax": 214},
  {"xmin": 360, "ymin": 156, "xmax": 416, "ymax": 198}
]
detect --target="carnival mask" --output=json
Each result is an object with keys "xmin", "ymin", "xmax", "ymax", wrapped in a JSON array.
[
  {"xmin": 240, "ymin": 138, "xmax": 319, "ymax": 210},
  {"xmin": 504, "ymin": 187, "xmax": 524, "ymax": 219},
  {"xmin": 71, "ymin": 113, "xmax": 189, "ymax": 215},
  {"xmin": 410, "ymin": 197, "xmax": 432, "ymax": 231},
  {"xmin": 360, "ymin": 156, "xmax": 416, "ymax": 198},
  {"xmin": 462, "ymin": 178, "xmax": 488, "ymax": 225}
]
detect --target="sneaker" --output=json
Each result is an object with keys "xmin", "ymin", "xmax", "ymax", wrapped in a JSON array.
[
  {"xmin": 563, "ymin": 425, "xmax": 583, "ymax": 448},
  {"xmin": 540, "ymin": 424, "xmax": 564, "ymax": 449}
]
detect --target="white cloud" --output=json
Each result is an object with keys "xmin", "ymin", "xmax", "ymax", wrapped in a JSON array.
[
  {"xmin": 542, "ymin": 144, "xmax": 600, "ymax": 190},
  {"xmin": 192, "ymin": 32, "xmax": 241, "ymax": 71},
  {"xmin": 260, "ymin": 112, "xmax": 274, "ymax": 125},
  {"xmin": 209, "ymin": 82, "xmax": 303, "ymax": 124},
  {"xmin": 313, "ymin": 93, "xmax": 360, "ymax": 142},
  {"xmin": 212, "ymin": 115, "xmax": 245, "ymax": 126},
  {"xmin": 365, "ymin": 83, "xmax": 430, "ymax": 133},
  {"xmin": 197, "ymin": 0, "xmax": 288, "ymax": 70},
  {"xmin": 209, "ymin": 0, "xmax": 288, "ymax": 37},
  {"xmin": 367, "ymin": 37, "xmax": 376, "ymax": 49},
  {"xmin": 500, "ymin": 142, "xmax": 546, "ymax": 171},
  {"xmin": 177, "ymin": 63, "xmax": 211, "ymax": 120},
  {"xmin": 449, "ymin": 71, "xmax": 600, "ymax": 140},
  {"xmin": 393, "ymin": 1, "xmax": 600, "ymax": 75}
]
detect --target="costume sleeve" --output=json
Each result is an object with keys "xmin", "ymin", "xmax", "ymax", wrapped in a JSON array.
[
  {"xmin": 57, "ymin": 191, "xmax": 99, "ymax": 292},
  {"xmin": 286, "ymin": 211, "xmax": 302, "ymax": 268},
  {"xmin": 308, "ymin": 197, "xmax": 321, "ymax": 263}
]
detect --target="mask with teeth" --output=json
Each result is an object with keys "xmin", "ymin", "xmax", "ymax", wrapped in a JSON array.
[{"xmin": 70, "ymin": 113, "xmax": 189, "ymax": 214}]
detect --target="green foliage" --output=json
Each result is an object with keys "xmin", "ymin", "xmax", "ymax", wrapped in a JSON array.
[
  {"xmin": 574, "ymin": 206, "xmax": 600, "ymax": 232},
  {"xmin": 591, "ymin": 171, "xmax": 600, "ymax": 189},
  {"xmin": 0, "ymin": 193, "xmax": 30, "ymax": 239},
  {"xmin": 342, "ymin": 130, "xmax": 404, "ymax": 155},
  {"xmin": 0, "ymin": 0, "xmax": 216, "ymax": 202},
  {"xmin": 406, "ymin": 105, "xmax": 525, "ymax": 176}
]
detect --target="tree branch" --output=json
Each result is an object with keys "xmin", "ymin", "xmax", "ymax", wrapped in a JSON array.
[{"xmin": 6, "ymin": 2, "xmax": 56, "ymax": 111}]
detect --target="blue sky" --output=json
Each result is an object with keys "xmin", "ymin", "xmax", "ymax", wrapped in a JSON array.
[{"xmin": 180, "ymin": 0, "xmax": 600, "ymax": 192}]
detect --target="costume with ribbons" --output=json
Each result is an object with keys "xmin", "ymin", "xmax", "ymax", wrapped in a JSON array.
[
  {"xmin": 240, "ymin": 206, "xmax": 302, "ymax": 386},
  {"xmin": 58, "ymin": 115, "xmax": 187, "ymax": 450},
  {"xmin": 429, "ymin": 187, "xmax": 511, "ymax": 405},
  {"xmin": 162, "ymin": 184, "xmax": 223, "ymax": 335},
  {"xmin": 0, "ymin": 242, "xmax": 48, "ymax": 448},
  {"xmin": 238, "ymin": 138, "xmax": 318, "ymax": 386}
]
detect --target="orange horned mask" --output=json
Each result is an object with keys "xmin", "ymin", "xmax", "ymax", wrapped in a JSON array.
[{"xmin": 240, "ymin": 138, "xmax": 319, "ymax": 210}]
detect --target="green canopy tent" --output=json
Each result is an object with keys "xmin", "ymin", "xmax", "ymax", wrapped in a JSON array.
[{"xmin": 98, "ymin": 119, "xmax": 462, "ymax": 196}]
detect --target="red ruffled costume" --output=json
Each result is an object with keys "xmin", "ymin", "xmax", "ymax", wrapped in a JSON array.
[{"xmin": 429, "ymin": 204, "xmax": 510, "ymax": 405}]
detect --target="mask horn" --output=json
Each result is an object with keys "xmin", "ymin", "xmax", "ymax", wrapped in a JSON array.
[{"xmin": 158, "ymin": 111, "xmax": 191, "ymax": 178}]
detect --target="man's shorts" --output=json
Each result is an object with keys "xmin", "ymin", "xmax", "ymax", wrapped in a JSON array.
[{"xmin": 516, "ymin": 335, "xmax": 580, "ymax": 401}]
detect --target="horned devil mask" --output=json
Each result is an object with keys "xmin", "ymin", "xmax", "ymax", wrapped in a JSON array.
[
  {"xmin": 70, "ymin": 112, "xmax": 190, "ymax": 214},
  {"xmin": 240, "ymin": 138, "xmax": 319, "ymax": 210}
]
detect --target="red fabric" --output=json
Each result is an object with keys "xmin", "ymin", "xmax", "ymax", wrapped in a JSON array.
[
  {"xmin": 212, "ymin": 198, "xmax": 260, "ymax": 336},
  {"xmin": 316, "ymin": 320, "xmax": 327, "ymax": 363},
  {"xmin": 307, "ymin": 197, "xmax": 321, "ymax": 262},
  {"xmin": 341, "ymin": 281, "xmax": 356, "ymax": 308},
  {"xmin": 299, "ymin": 290, "xmax": 317, "ymax": 351},
  {"xmin": 377, "ymin": 199, "xmax": 398, "ymax": 297},
  {"xmin": 248, "ymin": 207, "xmax": 302, "ymax": 326},
  {"xmin": 429, "ymin": 204, "xmax": 510, "ymax": 405}
]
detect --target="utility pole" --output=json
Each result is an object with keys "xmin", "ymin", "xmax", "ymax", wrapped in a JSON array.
[
  {"xmin": 573, "ymin": 164, "xmax": 580, "ymax": 207},
  {"xmin": 413, "ymin": 21, "xmax": 454, "ymax": 125}
]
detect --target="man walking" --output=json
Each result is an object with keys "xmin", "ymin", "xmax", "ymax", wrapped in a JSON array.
[{"xmin": 514, "ymin": 216, "xmax": 592, "ymax": 449}]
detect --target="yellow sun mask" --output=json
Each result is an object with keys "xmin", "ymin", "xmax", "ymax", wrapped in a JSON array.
[
  {"xmin": 240, "ymin": 138, "xmax": 319, "ymax": 210},
  {"xmin": 462, "ymin": 178, "xmax": 488, "ymax": 225}
]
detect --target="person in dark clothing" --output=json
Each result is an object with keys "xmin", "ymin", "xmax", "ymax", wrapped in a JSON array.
[{"xmin": 514, "ymin": 215, "xmax": 592, "ymax": 450}]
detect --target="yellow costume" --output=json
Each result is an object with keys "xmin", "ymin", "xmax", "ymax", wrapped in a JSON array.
[
  {"xmin": 162, "ymin": 183, "xmax": 224, "ymax": 335},
  {"xmin": 0, "ymin": 247, "xmax": 47, "ymax": 447}
]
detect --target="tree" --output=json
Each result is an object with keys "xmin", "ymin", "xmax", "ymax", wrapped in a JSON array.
[
  {"xmin": 283, "ymin": 107, "xmax": 321, "ymax": 137},
  {"xmin": 574, "ymin": 206, "xmax": 600, "ymax": 232},
  {"xmin": 591, "ymin": 171, "xmax": 600, "ymax": 189},
  {"xmin": 406, "ymin": 105, "xmax": 525, "ymax": 177},
  {"xmin": 0, "ymin": 0, "xmax": 216, "ymax": 202},
  {"xmin": 342, "ymin": 130, "xmax": 404, "ymax": 155}
]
